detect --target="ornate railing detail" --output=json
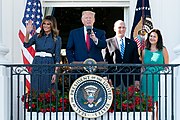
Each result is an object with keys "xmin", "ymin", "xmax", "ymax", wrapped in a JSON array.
[{"xmin": 1, "ymin": 63, "xmax": 178, "ymax": 120}]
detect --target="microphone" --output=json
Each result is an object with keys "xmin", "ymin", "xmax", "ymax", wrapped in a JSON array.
[{"xmin": 86, "ymin": 26, "xmax": 92, "ymax": 35}]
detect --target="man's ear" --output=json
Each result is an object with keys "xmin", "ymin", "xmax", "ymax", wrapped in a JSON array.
[
  {"xmin": 113, "ymin": 27, "xmax": 116, "ymax": 32},
  {"xmin": 81, "ymin": 18, "xmax": 83, "ymax": 23}
]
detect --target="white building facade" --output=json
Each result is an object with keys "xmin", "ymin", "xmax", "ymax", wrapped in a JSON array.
[{"xmin": 0, "ymin": 0, "xmax": 180, "ymax": 120}]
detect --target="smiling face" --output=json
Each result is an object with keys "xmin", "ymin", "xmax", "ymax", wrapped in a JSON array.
[
  {"xmin": 42, "ymin": 20, "xmax": 52, "ymax": 34},
  {"xmin": 81, "ymin": 11, "xmax": 95, "ymax": 27},
  {"xmin": 149, "ymin": 32, "xmax": 158, "ymax": 45},
  {"xmin": 114, "ymin": 20, "xmax": 126, "ymax": 38}
]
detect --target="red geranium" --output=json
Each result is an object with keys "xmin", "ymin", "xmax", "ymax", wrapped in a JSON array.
[
  {"xmin": 21, "ymin": 89, "xmax": 69, "ymax": 113},
  {"xmin": 108, "ymin": 86, "xmax": 153, "ymax": 112}
]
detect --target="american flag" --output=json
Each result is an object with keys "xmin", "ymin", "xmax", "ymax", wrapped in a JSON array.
[
  {"xmin": 130, "ymin": 0, "xmax": 153, "ymax": 50},
  {"xmin": 134, "ymin": 35, "xmax": 145, "ymax": 50},
  {"xmin": 18, "ymin": 0, "xmax": 43, "ymax": 91}
]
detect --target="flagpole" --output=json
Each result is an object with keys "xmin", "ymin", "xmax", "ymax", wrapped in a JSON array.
[{"xmin": 142, "ymin": 0, "xmax": 145, "ymax": 29}]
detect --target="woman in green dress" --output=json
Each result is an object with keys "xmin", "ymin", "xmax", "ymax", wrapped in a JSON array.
[{"xmin": 141, "ymin": 29, "xmax": 169, "ymax": 118}]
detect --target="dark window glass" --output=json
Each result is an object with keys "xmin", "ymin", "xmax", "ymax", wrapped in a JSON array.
[{"xmin": 53, "ymin": 7, "xmax": 124, "ymax": 48}]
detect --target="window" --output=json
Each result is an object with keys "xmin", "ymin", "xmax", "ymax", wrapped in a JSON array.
[{"xmin": 53, "ymin": 7, "xmax": 124, "ymax": 48}]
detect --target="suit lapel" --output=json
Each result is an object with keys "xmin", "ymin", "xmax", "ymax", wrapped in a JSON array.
[
  {"xmin": 79, "ymin": 27, "xmax": 88, "ymax": 51},
  {"xmin": 80, "ymin": 27, "xmax": 85, "ymax": 42}
]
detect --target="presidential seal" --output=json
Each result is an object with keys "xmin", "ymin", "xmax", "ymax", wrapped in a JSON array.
[
  {"xmin": 83, "ymin": 58, "xmax": 97, "ymax": 73},
  {"xmin": 69, "ymin": 74, "xmax": 113, "ymax": 118}
]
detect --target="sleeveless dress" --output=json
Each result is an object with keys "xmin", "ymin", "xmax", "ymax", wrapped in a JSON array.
[{"xmin": 141, "ymin": 49, "xmax": 164, "ymax": 101}]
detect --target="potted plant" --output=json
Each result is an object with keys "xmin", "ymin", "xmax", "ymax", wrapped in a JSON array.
[
  {"xmin": 108, "ymin": 85, "xmax": 153, "ymax": 112},
  {"xmin": 22, "ymin": 86, "xmax": 153, "ymax": 120},
  {"xmin": 21, "ymin": 89, "xmax": 69, "ymax": 113}
]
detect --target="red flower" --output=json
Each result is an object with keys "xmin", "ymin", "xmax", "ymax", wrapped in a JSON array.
[
  {"xmin": 51, "ymin": 107, "xmax": 56, "ymax": 112},
  {"xmin": 21, "ymin": 95, "xmax": 25, "ymax": 102},
  {"xmin": 25, "ymin": 103, "xmax": 29, "ymax": 109},
  {"xmin": 31, "ymin": 104, "xmax": 36, "ymax": 109},
  {"xmin": 46, "ymin": 108, "xmax": 50, "ymax": 112},
  {"xmin": 21, "ymin": 89, "xmax": 69, "ymax": 113},
  {"xmin": 108, "ymin": 108, "xmax": 114, "ymax": 113},
  {"xmin": 58, "ymin": 107, "xmax": 63, "ymax": 111},
  {"xmin": 59, "ymin": 98, "xmax": 69, "ymax": 104},
  {"xmin": 109, "ymin": 85, "xmax": 154, "ymax": 112},
  {"xmin": 40, "ymin": 108, "xmax": 46, "ymax": 113}
]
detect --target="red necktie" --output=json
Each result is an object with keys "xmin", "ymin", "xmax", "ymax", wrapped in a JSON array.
[{"xmin": 86, "ymin": 33, "xmax": 90, "ymax": 51}]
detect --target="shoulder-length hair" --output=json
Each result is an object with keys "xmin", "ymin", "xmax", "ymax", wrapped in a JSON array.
[
  {"xmin": 38, "ymin": 16, "xmax": 59, "ymax": 41},
  {"xmin": 146, "ymin": 29, "xmax": 163, "ymax": 50}
]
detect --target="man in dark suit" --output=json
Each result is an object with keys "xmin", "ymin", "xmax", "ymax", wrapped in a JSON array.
[
  {"xmin": 66, "ymin": 10, "xmax": 107, "ymax": 63},
  {"xmin": 104, "ymin": 20, "xmax": 141, "ymax": 88}
]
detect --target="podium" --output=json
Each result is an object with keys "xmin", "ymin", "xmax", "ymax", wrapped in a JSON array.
[{"xmin": 70, "ymin": 61, "xmax": 108, "ymax": 73}]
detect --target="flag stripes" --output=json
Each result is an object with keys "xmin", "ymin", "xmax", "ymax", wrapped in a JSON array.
[{"xmin": 19, "ymin": 0, "xmax": 43, "ymax": 91}]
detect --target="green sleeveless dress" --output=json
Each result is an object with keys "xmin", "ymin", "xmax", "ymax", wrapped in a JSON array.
[{"xmin": 141, "ymin": 49, "xmax": 164, "ymax": 101}]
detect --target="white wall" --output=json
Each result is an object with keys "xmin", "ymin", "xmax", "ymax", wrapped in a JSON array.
[
  {"xmin": 152, "ymin": 0, "xmax": 180, "ymax": 62},
  {"xmin": 13, "ymin": 0, "xmax": 25, "ymax": 64},
  {"xmin": 2, "ymin": 0, "xmax": 13, "ymax": 63},
  {"xmin": 4, "ymin": 0, "xmax": 179, "ymax": 64},
  {"xmin": 1, "ymin": 0, "xmax": 24, "ymax": 64}
]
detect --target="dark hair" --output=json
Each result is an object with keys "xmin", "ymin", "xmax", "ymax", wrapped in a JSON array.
[
  {"xmin": 38, "ymin": 16, "xmax": 59, "ymax": 41},
  {"xmin": 146, "ymin": 29, "xmax": 163, "ymax": 50}
]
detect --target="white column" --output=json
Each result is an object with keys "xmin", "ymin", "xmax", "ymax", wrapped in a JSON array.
[
  {"xmin": 171, "ymin": 44, "xmax": 180, "ymax": 120},
  {"xmin": 175, "ymin": 66, "xmax": 180, "ymax": 120},
  {"xmin": 0, "ymin": 0, "xmax": 9, "ymax": 63},
  {"xmin": 0, "ymin": 0, "xmax": 10, "ymax": 120},
  {"xmin": 0, "ymin": 66, "xmax": 10, "ymax": 120}
]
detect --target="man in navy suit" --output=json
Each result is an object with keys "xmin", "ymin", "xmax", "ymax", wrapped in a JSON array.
[
  {"xmin": 104, "ymin": 20, "xmax": 141, "ymax": 88},
  {"xmin": 66, "ymin": 11, "xmax": 107, "ymax": 63}
]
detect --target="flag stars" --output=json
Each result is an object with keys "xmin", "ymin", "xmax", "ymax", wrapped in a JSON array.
[
  {"xmin": 36, "ymin": 21, "xmax": 40, "ymax": 25},
  {"xmin": 31, "ymin": 14, "xmax": 35, "ymax": 18},
  {"xmin": 32, "ymin": 8, "xmax": 35, "ymax": 12},
  {"xmin": 22, "ymin": 0, "xmax": 42, "ymax": 28},
  {"xmin": 38, "ymin": 9, "xmax": 41, "ymax": 13},
  {"xmin": 26, "ymin": 8, "xmax": 30, "ymax": 12},
  {"xmin": 33, "ymin": 2, "xmax": 37, "ymax": 6},
  {"xmin": 26, "ymin": 14, "xmax": 29, "ymax": 18},
  {"xmin": 25, "ymin": 20, "xmax": 29, "ymax": 24},
  {"xmin": 27, "ymin": 2, "xmax": 31, "ymax": 5},
  {"xmin": 136, "ymin": 7, "xmax": 150, "ymax": 11},
  {"xmin": 37, "ymin": 15, "xmax": 40, "ymax": 19}
]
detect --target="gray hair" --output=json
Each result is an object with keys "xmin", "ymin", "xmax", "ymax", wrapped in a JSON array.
[
  {"xmin": 82, "ymin": 11, "xmax": 95, "ymax": 18},
  {"xmin": 114, "ymin": 20, "xmax": 126, "ymax": 27}
]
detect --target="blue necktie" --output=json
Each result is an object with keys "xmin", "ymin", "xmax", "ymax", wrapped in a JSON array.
[{"xmin": 120, "ymin": 39, "xmax": 124, "ymax": 59}]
